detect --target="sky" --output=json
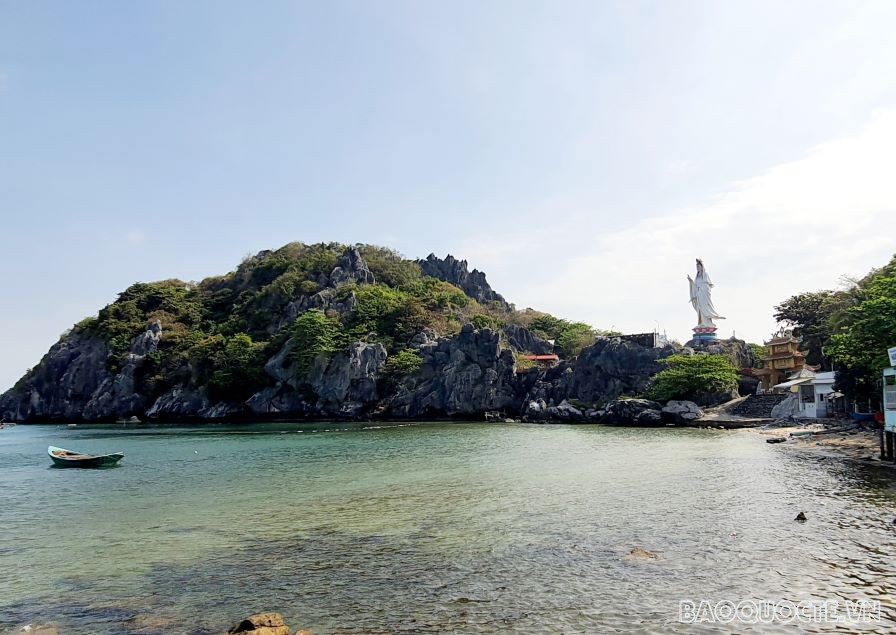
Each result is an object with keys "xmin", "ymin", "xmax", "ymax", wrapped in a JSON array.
[{"xmin": 2, "ymin": 1, "xmax": 896, "ymax": 390}]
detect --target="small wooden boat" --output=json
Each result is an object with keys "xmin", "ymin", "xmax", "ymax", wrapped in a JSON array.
[{"xmin": 48, "ymin": 445, "xmax": 124, "ymax": 468}]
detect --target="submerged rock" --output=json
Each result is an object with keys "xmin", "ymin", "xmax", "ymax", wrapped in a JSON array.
[{"xmin": 626, "ymin": 547, "xmax": 659, "ymax": 561}]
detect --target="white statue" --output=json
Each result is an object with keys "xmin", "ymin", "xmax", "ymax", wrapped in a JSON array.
[{"xmin": 687, "ymin": 259, "xmax": 724, "ymax": 328}]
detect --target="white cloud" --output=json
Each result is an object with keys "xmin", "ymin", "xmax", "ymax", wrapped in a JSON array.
[
  {"xmin": 462, "ymin": 109, "xmax": 896, "ymax": 344},
  {"xmin": 665, "ymin": 160, "xmax": 694, "ymax": 177},
  {"xmin": 124, "ymin": 231, "xmax": 146, "ymax": 246}
]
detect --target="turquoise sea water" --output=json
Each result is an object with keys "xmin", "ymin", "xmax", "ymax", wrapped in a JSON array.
[{"xmin": 1, "ymin": 422, "xmax": 895, "ymax": 634}]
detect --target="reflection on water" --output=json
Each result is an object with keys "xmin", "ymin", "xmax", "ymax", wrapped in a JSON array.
[{"xmin": 1, "ymin": 422, "xmax": 894, "ymax": 633}]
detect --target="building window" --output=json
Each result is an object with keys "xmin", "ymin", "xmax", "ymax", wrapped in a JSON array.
[{"xmin": 800, "ymin": 386, "xmax": 815, "ymax": 403}]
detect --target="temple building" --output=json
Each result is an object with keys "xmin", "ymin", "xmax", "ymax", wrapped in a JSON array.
[{"xmin": 753, "ymin": 330, "xmax": 815, "ymax": 392}]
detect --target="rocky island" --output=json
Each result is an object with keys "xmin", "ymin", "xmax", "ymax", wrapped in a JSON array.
[{"xmin": 0, "ymin": 242, "xmax": 752, "ymax": 424}]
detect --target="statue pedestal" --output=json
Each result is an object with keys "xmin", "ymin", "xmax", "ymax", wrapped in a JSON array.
[{"xmin": 690, "ymin": 326, "xmax": 718, "ymax": 343}]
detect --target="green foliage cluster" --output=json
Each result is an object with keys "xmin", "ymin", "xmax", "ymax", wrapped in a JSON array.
[
  {"xmin": 528, "ymin": 315, "xmax": 598, "ymax": 358},
  {"xmin": 190, "ymin": 333, "xmax": 268, "ymax": 401},
  {"xmin": 774, "ymin": 254, "xmax": 896, "ymax": 405},
  {"xmin": 357, "ymin": 245, "xmax": 422, "ymax": 288},
  {"xmin": 471, "ymin": 314, "xmax": 504, "ymax": 330},
  {"xmin": 288, "ymin": 309, "xmax": 342, "ymax": 377},
  {"xmin": 382, "ymin": 348, "xmax": 424, "ymax": 378},
  {"xmin": 644, "ymin": 354, "xmax": 740, "ymax": 402},
  {"xmin": 84, "ymin": 280, "xmax": 204, "ymax": 357},
  {"xmin": 827, "ymin": 265, "xmax": 896, "ymax": 405},
  {"xmin": 773, "ymin": 290, "xmax": 851, "ymax": 368}
]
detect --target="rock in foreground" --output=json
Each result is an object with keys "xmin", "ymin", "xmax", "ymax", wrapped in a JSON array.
[
  {"xmin": 228, "ymin": 612, "xmax": 291, "ymax": 635},
  {"xmin": 599, "ymin": 398, "xmax": 664, "ymax": 426},
  {"xmin": 661, "ymin": 400, "xmax": 704, "ymax": 424}
]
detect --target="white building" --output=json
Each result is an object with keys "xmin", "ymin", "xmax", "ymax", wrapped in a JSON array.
[{"xmin": 773, "ymin": 370, "xmax": 837, "ymax": 419}]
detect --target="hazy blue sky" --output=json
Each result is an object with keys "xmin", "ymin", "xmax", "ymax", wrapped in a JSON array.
[{"xmin": 2, "ymin": 1, "xmax": 896, "ymax": 390}]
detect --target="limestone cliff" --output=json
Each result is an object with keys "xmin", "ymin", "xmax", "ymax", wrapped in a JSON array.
[{"xmin": 0, "ymin": 241, "xmax": 703, "ymax": 423}]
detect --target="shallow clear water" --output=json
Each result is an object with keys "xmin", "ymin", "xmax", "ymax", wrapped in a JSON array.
[{"xmin": 1, "ymin": 422, "xmax": 895, "ymax": 634}]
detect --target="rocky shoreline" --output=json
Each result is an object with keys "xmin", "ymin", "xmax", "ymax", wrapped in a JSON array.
[
  {"xmin": 753, "ymin": 421, "xmax": 892, "ymax": 469},
  {"xmin": 1, "ymin": 322, "xmax": 754, "ymax": 425}
]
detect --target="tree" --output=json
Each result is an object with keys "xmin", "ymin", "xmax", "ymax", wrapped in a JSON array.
[
  {"xmin": 529, "ymin": 315, "xmax": 598, "ymax": 358},
  {"xmin": 189, "ymin": 332, "xmax": 268, "ymax": 401},
  {"xmin": 828, "ymin": 271, "xmax": 896, "ymax": 407},
  {"xmin": 289, "ymin": 310, "xmax": 341, "ymax": 377},
  {"xmin": 773, "ymin": 290, "xmax": 851, "ymax": 369},
  {"xmin": 644, "ymin": 354, "xmax": 740, "ymax": 402}
]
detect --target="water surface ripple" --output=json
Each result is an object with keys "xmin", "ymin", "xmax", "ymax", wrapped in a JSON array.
[{"xmin": 1, "ymin": 422, "xmax": 894, "ymax": 633}]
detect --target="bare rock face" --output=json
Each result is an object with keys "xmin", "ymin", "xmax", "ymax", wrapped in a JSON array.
[
  {"xmin": 684, "ymin": 337, "xmax": 755, "ymax": 369},
  {"xmin": 0, "ymin": 321, "xmax": 162, "ymax": 422},
  {"xmin": 501, "ymin": 324, "xmax": 554, "ymax": 355},
  {"xmin": 228, "ymin": 612, "xmax": 290, "ymax": 635},
  {"xmin": 145, "ymin": 385, "xmax": 245, "ymax": 420},
  {"xmin": 0, "ymin": 331, "xmax": 109, "ymax": 421},
  {"xmin": 525, "ymin": 338, "xmax": 676, "ymax": 409},
  {"xmin": 418, "ymin": 254, "xmax": 508, "ymax": 308},
  {"xmin": 330, "ymin": 245, "xmax": 375, "ymax": 287},
  {"xmin": 247, "ymin": 340, "xmax": 387, "ymax": 418},
  {"xmin": 84, "ymin": 320, "xmax": 162, "ymax": 419},
  {"xmin": 387, "ymin": 324, "xmax": 519, "ymax": 417}
]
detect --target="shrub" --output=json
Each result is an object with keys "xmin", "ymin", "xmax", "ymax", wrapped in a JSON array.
[
  {"xmin": 345, "ymin": 284, "xmax": 416, "ymax": 347},
  {"xmin": 401, "ymin": 277, "xmax": 469, "ymax": 310},
  {"xmin": 644, "ymin": 354, "xmax": 739, "ymax": 402},
  {"xmin": 471, "ymin": 314, "xmax": 503, "ymax": 330},
  {"xmin": 382, "ymin": 348, "xmax": 423, "ymax": 378},
  {"xmin": 189, "ymin": 332, "xmax": 268, "ymax": 401},
  {"xmin": 529, "ymin": 315, "xmax": 597, "ymax": 358},
  {"xmin": 89, "ymin": 280, "xmax": 205, "ymax": 361},
  {"xmin": 358, "ymin": 245, "xmax": 422, "ymax": 288},
  {"xmin": 289, "ymin": 309, "xmax": 341, "ymax": 377}
]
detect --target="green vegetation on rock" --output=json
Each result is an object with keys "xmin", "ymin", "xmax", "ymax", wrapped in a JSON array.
[
  {"xmin": 289, "ymin": 309, "xmax": 342, "ymax": 377},
  {"xmin": 382, "ymin": 348, "xmax": 424, "ymax": 379},
  {"xmin": 644, "ymin": 354, "xmax": 740, "ymax": 402},
  {"xmin": 53, "ymin": 242, "xmax": 613, "ymax": 407}
]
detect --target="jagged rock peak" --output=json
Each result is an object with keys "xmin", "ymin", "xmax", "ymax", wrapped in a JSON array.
[
  {"xmin": 330, "ymin": 245, "xmax": 375, "ymax": 287},
  {"xmin": 417, "ymin": 253, "xmax": 508, "ymax": 308}
]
